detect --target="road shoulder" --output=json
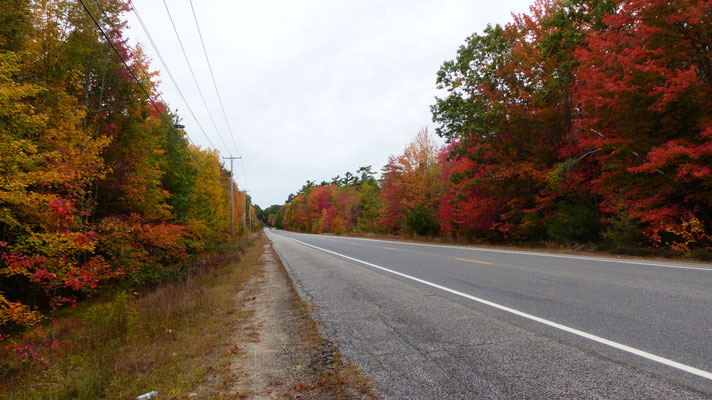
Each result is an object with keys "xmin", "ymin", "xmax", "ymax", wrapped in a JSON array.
[{"xmin": 198, "ymin": 234, "xmax": 376, "ymax": 399}]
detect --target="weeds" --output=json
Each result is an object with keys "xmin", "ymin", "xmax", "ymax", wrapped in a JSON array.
[{"xmin": 0, "ymin": 236, "xmax": 259, "ymax": 399}]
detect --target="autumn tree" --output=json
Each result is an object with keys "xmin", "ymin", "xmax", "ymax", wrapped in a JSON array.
[
  {"xmin": 0, "ymin": 0, "xmax": 241, "ymax": 339},
  {"xmin": 277, "ymin": 0, "xmax": 712, "ymax": 257},
  {"xmin": 432, "ymin": 1, "xmax": 609, "ymax": 242},
  {"xmin": 574, "ymin": 0, "xmax": 712, "ymax": 252},
  {"xmin": 355, "ymin": 180, "xmax": 382, "ymax": 233},
  {"xmin": 0, "ymin": 1, "xmax": 113, "ymax": 326},
  {"xmin": 380, "ymin": 128, "xmax": 443, "ymax": 234},
  {"xmin": 278, "ymin": 165, "xmax": 379, "ymax": 234}
]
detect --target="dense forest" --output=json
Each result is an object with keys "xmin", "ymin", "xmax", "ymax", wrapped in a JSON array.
[
  {"xmin": 267, "ymin": 0, "xmax": 712, "ymax": 259},
  {"xmin": 0, "ymin": 0, "xmax": 252, "ymax": 341}
]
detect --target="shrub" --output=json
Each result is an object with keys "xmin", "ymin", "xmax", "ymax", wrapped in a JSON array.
[
  {"xmin": 405, "ymin": 206, "xmax": 440, "ymax": 236},
  {"xmin": 546, "ymin": 200, "xmax": 601, "ymax": 244}
]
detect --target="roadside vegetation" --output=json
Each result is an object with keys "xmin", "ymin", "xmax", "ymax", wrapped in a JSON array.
[
  {"xmin": 0, "ymin": 0, "xmax": 257, "ymax": 369},
  {"xmin": 0, "ymin": 237, "xmax": 254, "ymax": 399},
  {"xmin": 262, "ymin": 0, "xmax": 712, "ymax": 261},
  {"xmin": 2, "ymin": 232, "xmax": 376, "ymax": 399}
]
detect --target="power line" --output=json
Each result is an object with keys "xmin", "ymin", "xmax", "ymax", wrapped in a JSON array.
[
  {"xmin": 77, "ymin": 0, "xmax": 211, "ymax": 176},
  {"xmin": 188, "ymin": 0, "xmax": 242, "ymax": 158},
  {"xmin": 92, "ymin": 1, "xmax": 208, "ymax": 152},
  {"xmin": 161, "ymin": 0, "xmax": 233, "ymax": 158},
  {"xmin": 122, "ymin": 0, "xmax": 219, "ymax": 152},
  {"xmin": 120, "ymin": 0, "xmax": 238, "ymax": 195},
  {"xmin": 188, "ymin": 0, "xmax": 250, "ymax": 192}
]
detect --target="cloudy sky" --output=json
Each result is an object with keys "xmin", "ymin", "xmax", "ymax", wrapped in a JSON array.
[{"xmin": 123, "ymin": 0, "xmax": 533, "ymax": 208}]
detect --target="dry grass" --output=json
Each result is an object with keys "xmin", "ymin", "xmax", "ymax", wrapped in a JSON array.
[
  {"xmin": 1, "ymin": 233, "xmax": 378, "ymax": 399},
  {"xmin": 0, "ymin": 234, "xmax": 264, "ymax": 400}
]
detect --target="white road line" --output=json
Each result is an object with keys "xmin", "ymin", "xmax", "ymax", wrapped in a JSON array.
[
  {"xmin": 287, "ymin": 236, "xmax": 712, "ymax": 381},
  {"xmin": 317, "ymin": 234, "xmax": 712, "ymax": 272}
]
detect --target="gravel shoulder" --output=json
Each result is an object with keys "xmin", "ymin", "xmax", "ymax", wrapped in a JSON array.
[{"xmin": 199, "ymin": 235, "xmax": 376, "ymax": 399}]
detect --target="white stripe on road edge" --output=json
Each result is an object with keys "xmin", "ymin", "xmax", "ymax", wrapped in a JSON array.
[
  {"xmin": 323, "ymin": 235, "xmax": 712, "ymax": 272},
  {"xmin": 288, "ymin": 237, "xmax": 712, "ymax": 381}
]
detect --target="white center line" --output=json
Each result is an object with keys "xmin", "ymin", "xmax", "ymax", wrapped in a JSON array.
[{"xmin": 287, "ymin": 236, "xmax": 712, "ymax": 381}]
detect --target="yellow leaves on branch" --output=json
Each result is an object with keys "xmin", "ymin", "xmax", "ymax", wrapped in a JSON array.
[
  {"xmin": 0, "ymin": 294, "xmax": 41, "ymax": 328},
  {"xmin": 659, "ymin": 214, "xmax": 711, "ymax": 253}
]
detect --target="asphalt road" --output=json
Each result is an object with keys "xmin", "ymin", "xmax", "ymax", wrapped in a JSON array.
[{"xmin": 266, "ymin": 229, "xmax": 712, "ymax": 399}]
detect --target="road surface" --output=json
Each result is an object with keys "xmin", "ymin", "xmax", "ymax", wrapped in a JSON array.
[{"xmin": 266, "ymin": 229, "xmax": 712, "ymax": 399}]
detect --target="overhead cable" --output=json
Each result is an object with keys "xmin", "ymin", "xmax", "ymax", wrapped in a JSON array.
[
  {"xmin": 161, "ymin": 0, "xmax": 233, "ymax": 157},
  {"xmin": 124, "ymin": 0, "xmax": 219, "ymax": 152},
  {"xmin": 188, "ymin": 0, "xmax": 250, "ymax": 191},
  {"xmin": 188, "ymin": 0, "xmax": 242, "ymax": 158},
  {"xmin": 78, "ymin": 0, "xmax": 215, "ymax": 178}
]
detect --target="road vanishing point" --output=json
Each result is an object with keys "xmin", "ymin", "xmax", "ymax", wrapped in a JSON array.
[{"xmin": 266, "ymin": 229, "xmax": 712, "ymax": 399}]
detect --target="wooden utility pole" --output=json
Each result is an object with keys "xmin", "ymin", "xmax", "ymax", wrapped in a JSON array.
[{"xmin": 223, "ymin": 156, "xmax": 241, "ymax": 240}]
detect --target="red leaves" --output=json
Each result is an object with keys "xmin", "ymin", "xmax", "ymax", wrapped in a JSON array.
[
  {"xmin": 49, "ymin": 296, "xmax": 77, "ymax": 308},
  {"xmin": 1, "ymin": 251, "xmax": 47, "ymax": 274},
  {"xmin": 283, "ymin": 185, "xmax": 359, "ymax": 234},
  {"xmin": 7, "ymin": 343, "xmax": 50, "ymax": 364},
  {"xmin": 276, "ymin": 0, "xmax": 712, "ymax": 251},
  {"xmin": 572, "ymin": 0, "xmax": 712, "ymax": 248},
  {"xmin": 31, "ymin": 269, "xmax": 56, "ymax": 283},
  {"xmin": 72, "ymin": 230, "xmax": 98, "ymax": 248},
  {"xmin": 95, "ymin": 215, "xmax": 192, "ymax": 285}
]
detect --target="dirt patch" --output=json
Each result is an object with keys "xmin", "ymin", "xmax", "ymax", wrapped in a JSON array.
[
  {"xmin": 229, "ymin": 244, "xmax": 307, "ymax": 397},
  {"xmin": 199, "ymin": 239, "xmax": 376, "ymax": 399}
]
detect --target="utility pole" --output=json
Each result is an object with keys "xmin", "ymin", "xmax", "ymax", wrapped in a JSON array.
[{"xmin": 223, "ymin": 156, "xmax": 242, "ymax": 240}]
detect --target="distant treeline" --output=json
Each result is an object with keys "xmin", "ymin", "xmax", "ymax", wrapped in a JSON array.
[
  {"xmin": 1, "ymin": 1, "xmax": 249, "ymax": 335},
  {"xmin": 263, "ymin": 0, "xmax": 712, "ymax": 259}
]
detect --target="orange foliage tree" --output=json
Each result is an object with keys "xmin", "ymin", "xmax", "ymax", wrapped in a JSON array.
[{"xmin": 380, "ymin": 128, "xmax": 443, "ymax": 234}]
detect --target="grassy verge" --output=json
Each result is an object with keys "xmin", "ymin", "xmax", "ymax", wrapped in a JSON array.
[{"xmin": 0, "ymin": 235, "xmax": 262, "ymax": 399}]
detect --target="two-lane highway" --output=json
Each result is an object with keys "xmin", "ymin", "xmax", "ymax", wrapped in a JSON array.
[{"xmin": 267, "ymin": 229, "xmax": 712, "ymax": 398}]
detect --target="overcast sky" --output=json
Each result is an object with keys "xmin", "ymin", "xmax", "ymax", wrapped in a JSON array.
[{"xmin": 123, "ymin": 0, "xmax": 533, "ymax": 208}]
